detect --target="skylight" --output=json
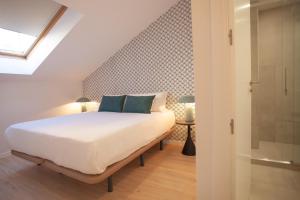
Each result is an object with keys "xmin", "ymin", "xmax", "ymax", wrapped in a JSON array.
[
  {"xmin": 0, "ymin": 0, "xmax": 65, "ymax": 58},
  {"xmin": 0, "ymin": 0, "xmax": 82, "ymax": 75},
  {"xmin": 0, "ymin": 28, "xmax": 37, "ymax": 56}
]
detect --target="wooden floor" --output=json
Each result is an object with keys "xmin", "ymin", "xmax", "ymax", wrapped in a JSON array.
[{"xmin": 0, "ymin": 144, "xmax": 196, "ymax": 200}]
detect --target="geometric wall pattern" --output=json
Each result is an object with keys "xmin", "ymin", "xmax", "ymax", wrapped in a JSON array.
[{"xmin": 83, "ymin": 0, "xmax": 194, "ymax": 141}]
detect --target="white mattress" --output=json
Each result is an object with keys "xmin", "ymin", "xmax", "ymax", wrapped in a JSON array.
[{"xmin": 5, "ymin": 111, "xmax": 175, "ymax": 174}]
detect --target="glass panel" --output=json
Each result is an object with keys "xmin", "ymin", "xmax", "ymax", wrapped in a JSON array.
[
  {"xmin": 235, "ymin": 0, "xmax": 300, "ymax": 199},
  {"xmin": 249, "ymin": 1, "xmax": 300, "ymax": 200},
  {"xmin": 234, "ymin": 0, "xmax": 252, "ymax": 199},
  {"xmin": 0, "ymin": 28, "xmax": 36, "ymax": 55},
  {"xmin": 293, "ymin": 3, "xmax": 300, "ymax": 164},
  {"xmin": 250, "ymin": 1, "xmax": 300, "ymax": 163}
]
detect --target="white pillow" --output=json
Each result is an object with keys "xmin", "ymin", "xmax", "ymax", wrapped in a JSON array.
[{"xmin": 130, "ymin": 92, "xmax": 168, "ymax": 112}]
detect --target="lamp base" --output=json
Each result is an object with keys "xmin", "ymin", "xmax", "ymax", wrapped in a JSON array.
[
  {"xmin": 184, "ymin": 105, "xmax": 194, "ymax": 122},
  {"xmin": 81, "ymin": 104, "xmax": 87, "ymax": 112},
  {"xmin": 184, "ymin": 119, "xmax": 194, "ymax": 123},
  {"xmin": 184, "ymin": 115, "xmax": 194, "ymax": 123}
]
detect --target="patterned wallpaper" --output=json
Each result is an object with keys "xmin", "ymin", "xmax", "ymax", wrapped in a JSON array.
[{"xmin": 83, "ymin": 0, "xmax": 194, "ymax": 141}]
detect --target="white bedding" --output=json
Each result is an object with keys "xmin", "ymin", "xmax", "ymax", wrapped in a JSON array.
[{"xmin": 5, "ymin": 111, "xmax": 175, "ymax": 174}]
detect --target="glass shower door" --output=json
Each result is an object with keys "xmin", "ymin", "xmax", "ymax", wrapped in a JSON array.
[
  {"xmin": 292, "ymin": 3, "xmax": 300, "ymax": 164},
  {"xmin": 251, "ymin": 0, "xmax": 300, "ymax": 164}
]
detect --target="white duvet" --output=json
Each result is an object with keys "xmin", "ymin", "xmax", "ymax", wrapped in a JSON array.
[{"xmin": 5, "ymin": 111, "xmax": 175, "ymax": 174}]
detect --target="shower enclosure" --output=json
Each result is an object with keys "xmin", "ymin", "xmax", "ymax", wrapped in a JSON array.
[{"xmin": 250, "ymin": 0, "xmax": 300, "ymax": 165}]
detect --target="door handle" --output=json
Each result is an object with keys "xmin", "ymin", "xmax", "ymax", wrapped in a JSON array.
[
  {"xmin": 249, "ymin": 81, "xmax": 260, "ymax": 93},
  {"xmin": 284, "ymin": 68, "xmax": 288, "ymax": 96},
  {"xmin": 250, "ymin": 81, "xmax": 260, "ymax": 85}
]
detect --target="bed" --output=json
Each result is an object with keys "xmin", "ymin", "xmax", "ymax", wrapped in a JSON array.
[{"xmin": 5, "ymin": 110, "xmax": 175, "ymax": 192}]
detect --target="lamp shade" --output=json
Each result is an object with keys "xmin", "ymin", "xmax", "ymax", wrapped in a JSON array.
[
  {"xmin": 178, "ymin": 95, "xmax": 195, "ymax": 103},
  {"xmin": 76, "ymin": 97, "xmax": 90, "ymax": 103}
]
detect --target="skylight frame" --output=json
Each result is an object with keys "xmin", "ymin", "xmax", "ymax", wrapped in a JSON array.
[{"xmin": 0, "ymin": 5, "xmax": 67, "ymax": 59}]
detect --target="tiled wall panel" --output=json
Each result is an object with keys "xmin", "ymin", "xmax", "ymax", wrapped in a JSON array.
[{"xmin": 83, "ymin": 0, "xmax": 194, "ymax": 141}]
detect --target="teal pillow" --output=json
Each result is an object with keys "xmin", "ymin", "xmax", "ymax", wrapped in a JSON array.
[
  {"xmin": 98, "ymin": 95, "xmax": 126, "ymax": 112},
  {"xmin": 123, "ymin": 95, "xmax": 155, "ymax": 114}
]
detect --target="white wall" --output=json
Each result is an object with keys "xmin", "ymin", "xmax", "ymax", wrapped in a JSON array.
[{"xmin": 0, "ymin": 78, "xmax": 82, "ymax": 155}]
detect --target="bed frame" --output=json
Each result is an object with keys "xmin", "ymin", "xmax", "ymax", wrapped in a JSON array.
[{"xmin": 11, "ymin": 127, "xmax": 174, "ymax": 192}]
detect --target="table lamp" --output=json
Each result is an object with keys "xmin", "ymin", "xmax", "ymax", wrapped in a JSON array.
[
  {"xmin": 178, "ymin": 95, "xmax": 195, "ymax": 122},
  {"xmin": 76, "ymin": 97, "xmax": 91, "ymax": 112}
]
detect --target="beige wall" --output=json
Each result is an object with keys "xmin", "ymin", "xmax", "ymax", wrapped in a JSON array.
[{"xmin": 0, "ymin": 78, "xmax": 82, "ymax": 155}]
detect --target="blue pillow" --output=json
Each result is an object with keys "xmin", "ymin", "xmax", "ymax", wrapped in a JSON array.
[
  {"xmin": 98, "ymin": 95, "xmax": 126, "ymax": 112},
  {"xmin": 123, "ymin": 95, "xmax": 155, "ymax": 114}
]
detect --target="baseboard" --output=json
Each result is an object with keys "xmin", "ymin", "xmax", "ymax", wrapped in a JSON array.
[{"xmin": 0, "ymin": 151, "xmax": 11, "ymax": 159}]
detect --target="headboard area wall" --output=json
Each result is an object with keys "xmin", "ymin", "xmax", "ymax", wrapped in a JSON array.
[{"xmin": 83, "ymin": 0, "xmax": 194, "ymax": 141}]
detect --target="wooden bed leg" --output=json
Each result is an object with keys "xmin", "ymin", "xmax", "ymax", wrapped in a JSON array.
[
  {"xmin": 139, "ymin": 154, "xmax": 144, "ymax": 167},
  {"xmin": 107, "ymin": 176, "xmax": 113, "ymax": 192},
  {"xmin": 160, "ymin": 140, "xmax": 164, "ymax": 151}
]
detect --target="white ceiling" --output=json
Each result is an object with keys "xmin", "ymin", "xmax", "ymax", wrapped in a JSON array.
[{"xmin": 4, "ymin": 0, "xmax": 179, "ymax": 81}]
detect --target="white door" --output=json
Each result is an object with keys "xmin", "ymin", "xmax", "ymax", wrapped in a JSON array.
[
  {"xmin": 192, "ymin": 0, "xmax": 251, "ymax": 199},
  {"xmin": 192, "ymin": 0, "xmax": 236, "ymax": 199}
]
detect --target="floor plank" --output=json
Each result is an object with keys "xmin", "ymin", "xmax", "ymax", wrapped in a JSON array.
[{"xmin": 0, "ymin": 144, "xmax": 196, "ymax": 200}]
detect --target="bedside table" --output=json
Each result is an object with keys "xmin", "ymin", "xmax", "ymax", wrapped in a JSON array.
[{"xmin": 176, "ymin": 120, "xmax": 196, "ymax": 156}]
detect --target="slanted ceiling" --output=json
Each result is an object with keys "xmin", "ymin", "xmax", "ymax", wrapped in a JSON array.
[{"xmin": 0, "ymin": 0, "xmax": 179, "ymax": 81}]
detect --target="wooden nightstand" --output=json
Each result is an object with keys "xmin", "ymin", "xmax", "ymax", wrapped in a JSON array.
[{"xmin": 176, "ymin": 120, "xmax": 196, "ymax": 156}]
